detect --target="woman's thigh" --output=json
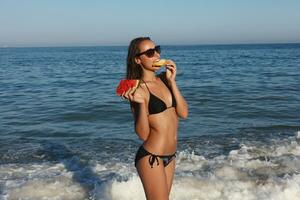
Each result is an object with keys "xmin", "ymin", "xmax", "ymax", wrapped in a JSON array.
[
  {"xmin": 136, "ymin": 155, "xmax": 169, "ymax": 200},
  {"xmin": 164, "ymin": 159, "xmax": 175, "ymax": 195}
]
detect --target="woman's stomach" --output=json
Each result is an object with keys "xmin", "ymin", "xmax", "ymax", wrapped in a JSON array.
[{"xmin": 143, "ymin": 109, "xmax": 178, "ymax": 155}]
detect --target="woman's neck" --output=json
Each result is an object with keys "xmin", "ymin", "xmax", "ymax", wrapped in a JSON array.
[{"xmin": 141, "ymin": 71, "xmax": 157, "ymax": 82}]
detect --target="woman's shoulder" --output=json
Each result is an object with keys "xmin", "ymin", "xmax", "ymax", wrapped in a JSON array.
[{"xmin": 135, "ymin": 83, "xmax": 149, "ymax": 96}]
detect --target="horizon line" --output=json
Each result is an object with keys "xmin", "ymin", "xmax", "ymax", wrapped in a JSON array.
[{"xmin": 1, "ymin": 41, "xmax": 300, "ymax": 49}]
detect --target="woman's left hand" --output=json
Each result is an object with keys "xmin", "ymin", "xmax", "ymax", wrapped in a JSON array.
[{"xmin": 165, "ymin": 60, "xmax": 177, "ymax": 84}]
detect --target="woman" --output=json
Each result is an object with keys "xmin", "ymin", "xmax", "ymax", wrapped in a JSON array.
[{"xmin": 122, "ymin": 37, "xmax": 188, "ymax": 200}]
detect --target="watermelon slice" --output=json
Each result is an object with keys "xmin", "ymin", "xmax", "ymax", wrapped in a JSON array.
[{"xmin": 116, "ymin": 79, "xmax": 140, "ymax": 96}]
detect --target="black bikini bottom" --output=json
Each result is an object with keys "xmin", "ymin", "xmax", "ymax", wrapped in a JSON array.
[{"xmin": 135, "ymin": 145, "xmax": 176, "ymax": 168}]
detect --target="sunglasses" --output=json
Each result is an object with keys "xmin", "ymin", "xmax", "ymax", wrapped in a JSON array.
[{"xmin": 136, "ymin": 45, "xmax": 161, "ymax": 58}]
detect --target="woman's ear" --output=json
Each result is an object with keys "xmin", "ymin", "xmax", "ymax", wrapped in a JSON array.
[{"xmin": 135, "ymin": 57, "xmax": 141, "ymax": 65}]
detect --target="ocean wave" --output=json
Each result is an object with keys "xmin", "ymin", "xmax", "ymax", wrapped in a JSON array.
[{"xmin": 1, "ymin": 132, "xmax": 300, "ymax": 199}]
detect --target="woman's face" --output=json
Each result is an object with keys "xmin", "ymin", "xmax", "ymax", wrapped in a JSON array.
[{"xmin": 136, "ymin": 40, "xmax": 161, "ymax": 71}]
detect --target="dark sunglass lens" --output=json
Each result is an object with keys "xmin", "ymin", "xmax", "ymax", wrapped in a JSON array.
[{"xmin": 145, "ymin": 49, "xmax": 156, "ymax": 57}]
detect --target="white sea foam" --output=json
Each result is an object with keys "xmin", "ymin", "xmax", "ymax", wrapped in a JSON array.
[
  {"xmin": 110, "ymin": 175, "xmax": 145, "ymax": 200},
  {"xmin": 107, "ymin": 132, "xmax": 300, "ymax": 200},
  {"xmin": 1, "ymin": 132, "xmax": 300, "ymax": 200},
  {"xmin": 1, "ymin": 163, "xmax": 86, "ymax": 200}
]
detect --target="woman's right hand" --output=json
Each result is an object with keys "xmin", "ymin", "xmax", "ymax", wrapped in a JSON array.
[{"xmin": 122, "ymin": 85, "xmax": 147, "ymax": 104}]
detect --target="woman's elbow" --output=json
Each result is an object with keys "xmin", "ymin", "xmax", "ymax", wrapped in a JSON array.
[
  {"xmin": 137, "ymin": 134, "xmax": 149, "ymax": 141},
  {"xmin": 135, "ymin": 128, "xmax": 150, "ymax": 141},
  {"xmin": 177, "ymin": 107, "xmax": 189, "ymax": 119},
  {"xmin": 179, "ymin": 111, "xmax": 188, "ymax": 119}
]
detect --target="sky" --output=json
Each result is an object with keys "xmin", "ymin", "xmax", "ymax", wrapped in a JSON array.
[{"xmin": 1, "ymin": 0, "xmax": 300, "ymax": 47}]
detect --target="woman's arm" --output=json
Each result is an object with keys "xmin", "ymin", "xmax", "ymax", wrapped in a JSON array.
[
  {"xmin": 164, "ymin": 60, "xmax": 189, "ymax": 119},
  {"xmin": 130, "ymin": 101, "xmax": 150, "ymax": 141},
  {"xmin": 169, "ymin": 81, "xmax": 189, "ymax": 119},
  {"xmin": 124, "ymin": 86, "xmax": 150, "ymax": 141}
]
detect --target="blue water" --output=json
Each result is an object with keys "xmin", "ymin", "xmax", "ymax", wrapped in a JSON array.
[{"xmin": 1, "ymin": 44, "xmax": 300, "ymax": 199}]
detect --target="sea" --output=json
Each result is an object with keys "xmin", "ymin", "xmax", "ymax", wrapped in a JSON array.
[{"xmin": 1, "ymin": 43, "xmax": 300, "ymax": 200}]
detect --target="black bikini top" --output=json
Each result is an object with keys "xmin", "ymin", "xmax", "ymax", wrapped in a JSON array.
[{"xmin": 142, "ymin": 72, "xmax": 176, "ymax": 115}]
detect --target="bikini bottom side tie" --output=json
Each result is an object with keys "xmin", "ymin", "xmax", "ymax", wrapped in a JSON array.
[{"xmin": 135, "ymin": 145, "xmax": 176, "ymax": 168}]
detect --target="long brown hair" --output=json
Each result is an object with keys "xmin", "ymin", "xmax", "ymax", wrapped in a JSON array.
[{"xmin": 126, "ymin": 37, "xmax": 151, "ymax": 79}]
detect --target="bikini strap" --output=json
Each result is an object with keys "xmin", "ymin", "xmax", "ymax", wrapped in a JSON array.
[{"xmin": 141, "ymin": 80, "xmax": 151, "ymax": 93}]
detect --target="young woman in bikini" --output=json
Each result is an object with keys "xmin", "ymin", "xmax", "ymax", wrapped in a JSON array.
[{"xmin": 122, "ymin": 37, "xmax": 188, "ymax": 200}]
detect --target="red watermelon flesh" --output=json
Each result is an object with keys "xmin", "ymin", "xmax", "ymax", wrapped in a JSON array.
[{"xmin": 116, "ymin": 79, "xmax": 140, "ymax": 96}]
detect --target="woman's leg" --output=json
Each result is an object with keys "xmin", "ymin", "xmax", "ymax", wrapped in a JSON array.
[
  {"xmin": 136, "ymin": 155, "xmax": 169, "ymax": 200},
  {"xmin": 164, "ymin": 158, "xmax": 176, "ymax": 195}
]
